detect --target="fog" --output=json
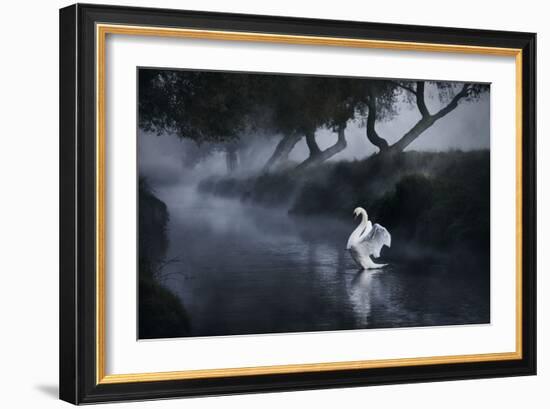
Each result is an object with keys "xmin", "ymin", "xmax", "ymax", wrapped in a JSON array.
[{"xmin": 151, "ymin": 182, "xmax": 489, "ymax": 337}]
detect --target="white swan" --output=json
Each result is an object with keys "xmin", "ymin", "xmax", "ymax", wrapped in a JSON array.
[{"xmin": 346, "ymin": 207, "xmax": 391, "ymax": 270}]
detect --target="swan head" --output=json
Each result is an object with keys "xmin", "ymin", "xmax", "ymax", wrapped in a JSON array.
[{"xmin": 353, "ymin": 207, "xmax": 367, "ymax": 220}]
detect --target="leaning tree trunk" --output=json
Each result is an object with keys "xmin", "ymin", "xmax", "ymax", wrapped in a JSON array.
[
  {"xmin": 263, "ymin": 132, "xmax": 301, "ymax": 172},
  {"xmin": 387, "ymin": 116, "xmax": 435, "ymax": 153},
  {"xmin": 366, "ymin": 81, "xmax": 472, "ymax": 155},
  {"xmin": 304, "ymin": 130, "xmax": 321, "ymax": 157},
  {"xmin": 225, "ymin": 145, "xmax": 239, "ymax": 173},
  {"xmin": 295, "ymin": 126, "xmax": 348, "ymax": 171},
  {"xmin": 365, "ymin": 93, "xmax": 389, "ymax": 153}
]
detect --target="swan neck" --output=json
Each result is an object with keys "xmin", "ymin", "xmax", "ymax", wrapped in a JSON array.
[
  {"xmin": 347, "ymin": 210, "xmax": 368, "ymax": 248},
  {"xmin": 359, "ymin": 211, "xmax": 368, "ymax": 227}
]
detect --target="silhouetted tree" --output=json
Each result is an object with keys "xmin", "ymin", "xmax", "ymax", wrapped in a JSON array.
[
  {"xmin": 139, "ymin": 69, "xmax": 258, "ymax": 172},
  {"xmin": 358, "ymin": 80, "xmax": 489, "ymax": 154},
  {"xmin": 139, "ymin": 69, "xmax": 489, "ymax": 174},
  {"xmin": 262, "ymin": 76, "xmax": 358, "ymax": 170}
]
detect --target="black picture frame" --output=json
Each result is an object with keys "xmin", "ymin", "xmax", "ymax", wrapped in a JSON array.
[{"xmin": 60, "ymin": 3, "xmax": 536, "ymax": 404}]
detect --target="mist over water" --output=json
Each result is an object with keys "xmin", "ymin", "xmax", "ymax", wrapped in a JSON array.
[{"xmin": 150, "ymin": 181, "xmax": 488, "ymax": 337}]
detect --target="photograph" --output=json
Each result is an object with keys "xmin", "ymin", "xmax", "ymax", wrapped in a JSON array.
[
  {"xmin": 54, "ymin": 2, "xmax": 536, "ymax": 405},
  {"xmin": 137, "ymin": 68, "xmax": 491, "ymax": 339}
]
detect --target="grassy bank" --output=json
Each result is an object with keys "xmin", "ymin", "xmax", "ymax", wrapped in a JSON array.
[
  {"xmin": 138, "ymin": 178, "xmax": 190, "ymax": 339},
  {"xmin": 138, "ymin": 270, "xmax": 190, "ymax": 339}
]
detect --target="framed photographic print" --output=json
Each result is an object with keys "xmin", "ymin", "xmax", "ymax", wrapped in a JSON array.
[{"xmin": 59, "ymin": 3, "xmax": 536, "ymax": 404}]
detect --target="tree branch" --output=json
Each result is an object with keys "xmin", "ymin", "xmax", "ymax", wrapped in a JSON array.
[
  {"xmin": 365, "ymin": 94, "xmax": 389, "ymax": 152},
  {"xmin": 296, "ymin": 125, "xmax": 347, "ymax": 170},
  {"xmin": 263, "ymin": 132, "xmax": 301, "ymax": 172},
  {"xmin": 388, "ymin": 83, "xmax": 473, "ymax": 153},
  {"xmin": 416, "ymin": 81, "xmax": 430, "ymax": 118},
  {"xmin": 389, "ymin": 80, "xmax": 417, "ymax": 95},
  {"xmin": 432, "ymin": 83, "xmax": 471, "ymax": 120},
  {"xmin": 388, "ymin": 116, "xmax": 434, "ymax": 153}
]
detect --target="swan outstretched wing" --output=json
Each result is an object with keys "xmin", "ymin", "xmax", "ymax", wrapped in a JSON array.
[
  {"xmin": 359, "ymin": 223, "xmax": 391, "ymax": 258},
  {"xmin": 361, "ymin": 220, "xmax": 372, "ymax": 237}
]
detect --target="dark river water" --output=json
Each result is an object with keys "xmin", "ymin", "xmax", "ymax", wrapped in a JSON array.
[{"xmin": 155, "ymin": 184, "xmax": 490, "ymax": 337}]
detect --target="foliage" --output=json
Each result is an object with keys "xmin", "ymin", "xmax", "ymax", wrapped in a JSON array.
[
  {"xmin": 138, "ymin": 177, "xmax": 190, "ymax": 338},
  {"xmin": 201, "ymin": 150, "xmax": 490, "ymax": 259},
  {"xmin": 139, "ymin": 68, "xmax": 490, "ymax": 170},
  {"xmin": 139, "ymin": 69, "xmax": 360, "ymax": 140},
  {"xmin": 139, "ymin": 272, "xmax": 190, "ymax": 339},
  {"xmin": 261, "ymin": 75, "xmax": 358, "ymax": 134},
  {"xmin": 139, "ymin": 69, "xmax": 257, "ymax": 144},
  {"xmin": 138, "ymin": 177, "xmax": 169, "ymax": 268}
]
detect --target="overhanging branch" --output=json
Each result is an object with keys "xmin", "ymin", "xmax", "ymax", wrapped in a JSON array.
[
  {"xmin": 296, "ymin": 125, "xmax": 348, "ymax": 170},
  {"xmin": 389, "ymin": 83, "xmax": 473, "ymax": 153},
  {"xmin": 432, "ymin": 83, "xmax": 472, "ymax": 120},
  {"xmin": 389, "ymin": 80, "xmax": 417, "ymax": 95}
]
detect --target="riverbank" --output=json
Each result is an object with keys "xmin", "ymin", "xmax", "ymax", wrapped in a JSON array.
[
  {"xmin": 153, "ymin": 157, "xmax": 489, "ymax": 337},
  {"xmin": 138, "ymin": 178, "xmax": 190, "ymax": 339},
  {"xmin": 198, "ymin": 150, "xmax": 490, "ymax": 262}
]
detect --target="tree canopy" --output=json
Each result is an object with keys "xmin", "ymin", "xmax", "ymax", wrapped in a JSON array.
[
  {"xmin": 139, "ymin": 69, "xmax": 257, "ymax": 144},
  {"xmin": 138, "ymin": 68, "xmax": 489, "ymax": 172}
]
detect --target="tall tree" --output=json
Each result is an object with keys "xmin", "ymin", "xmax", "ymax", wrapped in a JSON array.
[
  {"xmin": 262, "ymin": 76, "xmax": 357, "ymax": 170},
  {"xmin": 139, "ymin": 69, "xmax": 489, "ymax": 174},
  {"xmin": 138, "ymin": 69, "xmax": 258, "ymax": 172}
]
